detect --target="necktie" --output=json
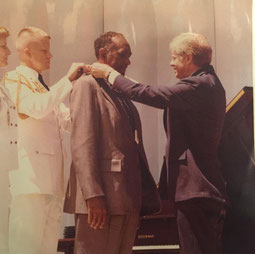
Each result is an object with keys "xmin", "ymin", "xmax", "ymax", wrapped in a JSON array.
[
  {"xmin": 38, "ymin": 74, "xmax": 50, "ymax": 91},
  {"xmin": 117, "ymin": 96, "xmax": 136, "ymax": 133}
]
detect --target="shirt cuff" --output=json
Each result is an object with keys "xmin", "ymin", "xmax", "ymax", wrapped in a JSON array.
[{"xmin": 62, "ymin": 76, "xmax": 73, "ymax": 88}]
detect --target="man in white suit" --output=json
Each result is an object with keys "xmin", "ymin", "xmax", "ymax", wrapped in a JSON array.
[
  {"xmin": 0, "ymin": 26, "xmax": 17, "ymax": 254},
  {"xmin": 3, "ymin": 26, "xmax": 86, "ymax": 254}
]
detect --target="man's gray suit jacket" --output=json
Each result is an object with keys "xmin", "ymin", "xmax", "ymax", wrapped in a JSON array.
[{"xmin": 64, "ymin": 75, "xmax": 160, "ymax": 215}]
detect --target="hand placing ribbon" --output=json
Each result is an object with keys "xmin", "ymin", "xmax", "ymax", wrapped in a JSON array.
[
  {"xmin": 66, "ymin": 63, "xmax": 92, "ymax": 82},
  {"xmin": 91, "ymin": 62, "xmax": 114, "ymax": 79}
]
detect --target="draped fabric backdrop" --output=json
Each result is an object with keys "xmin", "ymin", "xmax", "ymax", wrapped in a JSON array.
[{"xmin": 0, "ymin": 0, "xmax": 252, "ymax": 240}]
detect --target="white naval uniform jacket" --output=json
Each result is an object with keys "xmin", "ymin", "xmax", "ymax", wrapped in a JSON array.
[
  {"xmin": 3, "ymin": 65, "xmax": 72, "ymax": 198},
  {"xmin": 0, "ymin": 85, "xmax": 18, "ymax": 172}
]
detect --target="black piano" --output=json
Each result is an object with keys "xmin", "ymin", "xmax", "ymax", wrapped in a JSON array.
[
  {"xmin": 219, "ymin": 86, "xmax": 254, "ymax": 254},
  {"xmin": 132, "ymin": 201, "xmax": 179, "ymax": 254}
]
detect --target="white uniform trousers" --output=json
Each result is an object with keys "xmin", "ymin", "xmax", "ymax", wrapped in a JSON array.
[
  {"xmin": 9, "ymin": 193, "xmax": 64, "ymax": 254},
  {"xmin": 0, "ymin": 171, "xmax": 11, "ymax": 254},
  {"xmin": 74, "ymin": 213, "xmax": 140, "ymax": 254}
]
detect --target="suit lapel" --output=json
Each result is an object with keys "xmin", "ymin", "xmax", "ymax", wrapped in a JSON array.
[
  {"xmin": 95, "ymin": 79, "xmax": 151, "ymax": 178},
  {"xmin": 125, "ymin": 99, "xmax": 142, "ymax": 145},
  {"xmin": 95, "ymin": 78, "xmax": 123, "ymax": 117},
  {"xmin": 94, "ymin": 78, "xmax": 137, "ymax": 141},
  {"xmin": 127, "ymin": 100, "xmax": 150, "ymax": 168}
]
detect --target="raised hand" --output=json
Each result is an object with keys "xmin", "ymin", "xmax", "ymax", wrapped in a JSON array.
[{"xmin": 66, "ymin": 63, "xmax": 91, "ymax": 82}]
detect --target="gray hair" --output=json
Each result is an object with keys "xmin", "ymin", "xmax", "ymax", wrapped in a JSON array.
[{"xmin": 170, "ymin": 32, "xmax": 212, "ymax": 67}]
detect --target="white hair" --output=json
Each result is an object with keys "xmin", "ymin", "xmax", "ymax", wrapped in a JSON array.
[{"xmin": 170, "ymin": 32, "xmax": 212, "ymax": 67}]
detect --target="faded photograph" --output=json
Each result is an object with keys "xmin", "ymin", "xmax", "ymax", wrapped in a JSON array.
[{"xmin": 0, "ymin": 1, "xmax": 253, "ymax": 254}]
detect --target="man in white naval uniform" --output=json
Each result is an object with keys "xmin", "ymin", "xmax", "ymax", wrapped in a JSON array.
[
  {"xmin": 3, "ymin": 26, "xmax": 86, "ymax": 254},
  {"xmin": 0, "ymin": 26, "xmax": 17, "ymax": 254}
]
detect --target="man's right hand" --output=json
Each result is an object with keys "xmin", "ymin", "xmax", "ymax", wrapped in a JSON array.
[
  {"xmin": 86, "ymin": 196, "xmax": 107, "ymax": 230},
  {"xmin": 66, "ymin": 63, "xmax": 92, "ymax": 82}
]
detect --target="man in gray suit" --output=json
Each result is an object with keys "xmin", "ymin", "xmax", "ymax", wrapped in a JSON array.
[{"xmin": 64, "ymin": 31, "xmax": 160, "ymax": 254}]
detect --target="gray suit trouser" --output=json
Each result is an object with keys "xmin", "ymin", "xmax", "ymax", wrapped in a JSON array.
[{"xmin": 74, "ymin": 213, "xmax": 139, "ymax": 254}]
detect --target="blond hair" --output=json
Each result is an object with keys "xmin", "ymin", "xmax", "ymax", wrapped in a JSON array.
[
  {"xmin": 16, "ymin": 26, "xmax": 50, "ymax": 51},
  {"xmin": 0, "ymin": 26, "xmax": 10, "ymax": 38},
  {"xmin": 170, "ymin": 32, "xmax": 212, "ymax": 67}
]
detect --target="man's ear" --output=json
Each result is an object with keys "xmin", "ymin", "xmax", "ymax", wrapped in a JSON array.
[
  {"xmin": 98, "ymin": 48, "xmax": 108, "ymax": 61},
  {"xmin": 24, "ymin": 48, "xmax": 31, "ymax": 58},
  {"xmin": 186, "ymin": 54, "xmax": 193, "ymax": 64}
]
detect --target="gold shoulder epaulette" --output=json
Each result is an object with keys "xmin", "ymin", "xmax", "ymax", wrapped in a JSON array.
[
  {"xmin": 3, "ymin": 73, "xmax": 36, "ymax": 93},
  {"xmin": 3, "ymin": 72, "xmax": 48, "ymax": 94},
  {"xmin": 3, "ymin": 72, "xmax": 48, "ymax": 120}
]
